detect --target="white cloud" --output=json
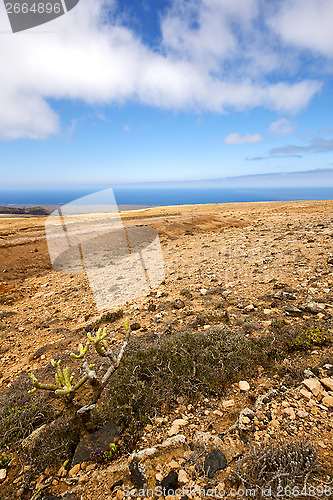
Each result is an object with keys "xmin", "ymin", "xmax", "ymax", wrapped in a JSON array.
[
  {"xmin": 0, "ymin": 91, "xmax": 59, "ymax": 140},
  {"xmin": 161, "ymin": 0, "xmax": 258, "ymax": 69},
  {"xmin": 124, "ymin": 124, "xmax": 131, "ymax": 132},
  {"xmin": 270, "ymin": 0, "xmax": 333, "ymax": 57},
  {"xmin": 269, "ymin": 118, "xmax": 295, "ymax": 136},
  {"xmin": 0, "ymin": 0, "xmax": 324, "ymax": 140},
  {"xmin": 223, "ymin": 133, "xmax": 263, "ymax": 144}
]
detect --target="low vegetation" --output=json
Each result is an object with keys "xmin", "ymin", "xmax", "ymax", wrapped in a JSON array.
[
  {"xmin": 0, "ymin": 322, "xmax": 331, "ymax": 473},
  {"xmin": 231, "ymin": 438, "xmax": 319, "ymax": 499}
]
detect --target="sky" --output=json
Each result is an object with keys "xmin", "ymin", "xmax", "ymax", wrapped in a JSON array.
[{"xmin": 0, "ymin": 0, "xmax": 333, "ymax": 189}]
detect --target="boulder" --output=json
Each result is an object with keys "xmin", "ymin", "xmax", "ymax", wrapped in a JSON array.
[{"xmin": 71, "ymin": 419, "xmax": 119, "ymax": 467}]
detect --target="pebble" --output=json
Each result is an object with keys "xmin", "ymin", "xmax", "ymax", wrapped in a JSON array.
[
  {"xmin": 299, "ymin": 388, "xmax": 312, "ymax": 401},
  {"xmin": 204, "ymin": 449, "xmax": 227, "ymax": 478},
  {"xmin": 222, "ymin": 399, "xmax": 234, "ymax": 408},
  {"xmin": 283, "ymin": 407, "xmax": 296, "ymax": 419},
  {"xmin": 297, "ymin": 410, "xmax": 308, "ymax": 418},
  {"xmin": 302, "ymin": 379, "xmax": 323, "ymax": 398},
  {"xmin": 78, "ymin": 473, "xmax": 89, "ymax": 483},
  {"xmin": 168, "ymin": 418, "xmax": 188, "ymax": 436},
  {"xmin": 85, "ymin": 464, "xmax": 96, "ymax": 472},
  {"xmin": 239, "ymin": 381, "xmax": 250, "ymax": 392},
  {"xmin": 69, "ymin": 463, "xmax": 81, "ymax": 477},
  {"xmin": 168, "ymin": 460, "xmax": 180, "ymax": 469},
  {"xmin": 321, "ymin": 378, "xmax": 333, "ymax": 392},
  {"xmin": 0, "ymin": 469, "xmax": 6, "ymax": 481},
  {"xmin": 178, "ymin": 469, "xmax": 189, "ymax": 484},
  {"xmin": 322, "ymin": 395, "xmax": 333, "ymax": 407}
]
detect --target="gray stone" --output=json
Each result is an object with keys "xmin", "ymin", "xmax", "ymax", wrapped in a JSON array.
[
  {"xmin": 160, "ymin": 470, "xmax": 178, "ymax": 495},
  {"xmin": 71, "ymin": 420, "xmax": 119, "ymax": 467},
  {"xmin": 204, "ymin": 449, "xmax": 227, "ymax": 478},
  {"xmin": 285, "ymin": 306, "xmax": 302, "ymax": 316},
  {"xmin": 193, "ymin": 431, "xmax": 223, "ymax": 452},
  {"xmin": 300, "ymin": 302, "xmax": 324, "ymax": 314},
  {"xmin": 129, "ymin": 460, "xmax": 146, "ymax": 489}
]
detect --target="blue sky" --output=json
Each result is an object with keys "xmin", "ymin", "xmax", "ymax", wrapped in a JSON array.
[{"xmin": 0, "ymin": 0, "xmax": 333, "ymax": 188}]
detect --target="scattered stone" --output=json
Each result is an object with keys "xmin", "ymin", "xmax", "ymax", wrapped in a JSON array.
[
  {"xmin": 160, "ymin": 470, "xmax": 178, "ymax": 495},
  {"xmin": 168, "ymin": 460, "xmax": 180, "ymax": 469},
  {"xmin": 192, "ymin": 431, "xmax": 223, "ymax": 452},
  {"xmin": 85, "ymin": 464, "xmax": 96, "ymax": 472},
  {"xmin": 297, "ymin": 410, "xmax": 308, "ymax": 418},
  {"xmin": 129, "ymin": 460, "xmax": 146, "ymax": 489},
  {"xmin": 168, "ymin": 418, "xmax": 188, "ymax": 436},
  {"xmin": 161, "ymin": 434, "xmax": 186, "ymax": 449},
  {"xmin": 304, "ymin": 369, "xmax": 316, "ymax": 379},
  {"xmin": 0, "ymin": 469, "xmax": 6, "ymax": 481},
  {"xmin": 322, "ymin": 395, "xmax": 333, "ymax": 407},
  {"xmin": 222, "ymin": 399, "xmax": 234, "ymax": 408},
  {"xmin": 300, "ymin": 302, "xmax": 325, "ymax": 314},
  {"xmin": 285, "ymin": 306, "xmax": 302, "ymax": 316},
  {"xmin": 321, "ymin": 378, "xmax": 333, "ymax": 392},
  {"xmin": 283, "ymin": 407, "xmax": 296, "ymax": 420},
  {"xmin": 327, "ymin": 253, "xmax": 333, "ymax": 264},
  {"xmin": 299, "ymin": 388, "xmax": 313, "ymax": 401},
  {"xmin": 178, "ymin": 469, "xmax": 188, "ymax": 485},
  {"xmin": 302, "ymin": 379, "xmax": 323, "ymax": 398},
  {"xmin": 69, "ymin": 464, "xmax": 81, "ymax": 477},
  {"xmin": 239, "ymin": 380, "xmax": 250, "ymax": 392},
  {"xmin": 172, "ymin": 299, "xmax": 185, "ymax": 309},
  {"xmin": 238, "ymin": 408, "xmax": 255, "ymax": 431},
  {"xmin": 130, "ymin": 322, "xmax": 141, "ymax": 331},
  {"xmin": 204, "ymin": 449, "xmax": 227, "ymax": 478}
]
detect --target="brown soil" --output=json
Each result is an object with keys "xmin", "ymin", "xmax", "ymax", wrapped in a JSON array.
[{"xmin": 0, "ymin": 200, "xmax": 332, "ymax": 499}]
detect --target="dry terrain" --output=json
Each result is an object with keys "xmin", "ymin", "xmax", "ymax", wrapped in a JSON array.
[{"xmin": 0, "ymin": 200, "xmax": 333, "ymax": 499}]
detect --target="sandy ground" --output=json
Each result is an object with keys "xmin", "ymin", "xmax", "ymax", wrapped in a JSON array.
[
  {"xmin": 1, "ymin": 199, "xmax": 333, "ymax": 388},
  {"xmin": 1, "ymin": 199, "xmax": 333, "ymax": 499}
]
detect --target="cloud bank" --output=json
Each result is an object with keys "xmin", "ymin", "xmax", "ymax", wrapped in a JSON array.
[
  {"xmin": 269, "ymin": 136, "xmax": 333, "ymax": 155},
  {"xmin": 0, "ymin": 0, "xmax": 331, "ymax": 140},
  {"xmin": 269, "ymin": 118, "xmax": 295, "ymax": 136},
  {"xmin": 224, "ymin": 133, "xmax": 263, "ymax": 144}
]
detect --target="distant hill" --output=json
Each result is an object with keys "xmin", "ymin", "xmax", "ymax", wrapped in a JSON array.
[{"xmin": 0, "ymin": 205, "xmax": 50, "ymax": 216}]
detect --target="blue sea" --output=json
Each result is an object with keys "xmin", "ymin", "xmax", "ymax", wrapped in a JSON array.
[{"xmin": 0, "ymin": 186, "xmax": 332, "ymax": 208}]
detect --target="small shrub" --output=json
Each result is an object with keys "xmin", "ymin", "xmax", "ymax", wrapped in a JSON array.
[
  {"xmin": 0, "ymin": 375, "xmax": 54, "ymax": 448},
  {"xmin": 0, "ymin": 454, "xmax": 12, "ymax": 467},
  {"xmin": 104, "ymin": 326, "xmax": 283, "ymax": 431},
  {"xmin": 271, "ymin": 318, "xmax": 288, "ymax": 328},
  {"xmin": 288, "ymin": 327, "xmax": 331, "ymax": 351},
  {"xmin": 23, "ymin": 417, "xmax": 81, "ymax": 470},
  {"xmin": 231, "ymin": 438, "xmax": 319, "ymax": 499}
]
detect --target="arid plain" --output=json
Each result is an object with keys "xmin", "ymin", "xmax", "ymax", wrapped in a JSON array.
[{"xmin": 0, "ymin": 200, "xmax": 333, "ymax": 499}]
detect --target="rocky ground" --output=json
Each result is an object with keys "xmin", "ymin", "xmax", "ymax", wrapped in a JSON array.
[{"xmin": 0, "ymin": 200, "xmax": 333, "ymax": 499}]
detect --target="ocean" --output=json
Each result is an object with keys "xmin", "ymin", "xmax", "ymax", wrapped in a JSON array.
[{"xmin": 0, "ymin": 186, "xmax": 332, "ymax": 209}]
